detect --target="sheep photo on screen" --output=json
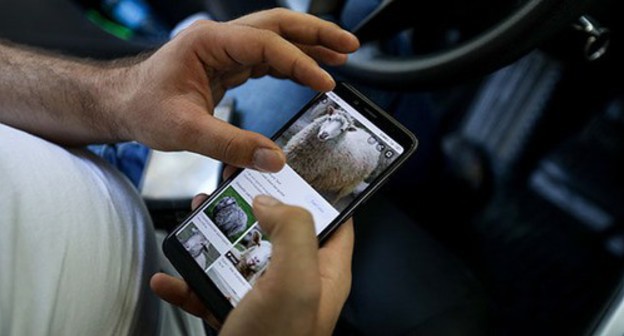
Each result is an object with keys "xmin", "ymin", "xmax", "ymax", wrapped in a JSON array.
[
  {"xmin": 205, "ymin": 187, "xmax": 257, "ymax": 243},
  {"xmin": 178, "ymin": 222, "xmax": 221, "ymax": 270},
  {"xmin": 225, "ymin": 226, "xmax": 272, "ymax": 285},
  {"xmin": 276, "ymin": 94, "xmax": 397, "ymax": 211}
]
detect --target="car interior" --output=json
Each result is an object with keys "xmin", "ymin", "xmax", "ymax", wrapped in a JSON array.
[{"xmin": 1, "ymin": 0, "xmax": 623, "ymax": 335}]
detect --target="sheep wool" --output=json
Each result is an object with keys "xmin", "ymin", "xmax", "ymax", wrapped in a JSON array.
[{"xmin": 283, "ymin": 110, "xmax": 381, "ymax": 204}]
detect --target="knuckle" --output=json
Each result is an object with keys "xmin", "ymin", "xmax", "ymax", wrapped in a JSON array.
[
  {"xmin": 257, "ymin": 29, "xmax": 280, "ymax": 43},
  {"xmin": 218, "ymin": 133, "xmax": 240, "ymax": 163},
  {"xmin": 181, "ymin": 20, "xmax": 211, "ymax": 38},
  {"xmin": 188, "ymin": 19, "xmax": 213, "ymax": 31},
  {"xmin": 267, "ymin": 7, "xmax": 290, "ymax": 19},
  {"xmin": 175, "ymin": 20, "xmax": 213, "ymax": 44}
]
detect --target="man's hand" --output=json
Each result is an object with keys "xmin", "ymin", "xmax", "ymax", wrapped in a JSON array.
[
  {"xmin": 112, "ymin": 9, "xmax": 359, "ymax": 172},
  {"xmin": 0, "ymin": 8, "xmax": 359, "ymax": 172},
  {"xmin": 151, "ymin": 194, "xmax": 354, "ymax": 335}
]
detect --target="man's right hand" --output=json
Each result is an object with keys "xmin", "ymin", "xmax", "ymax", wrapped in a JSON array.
[{"xmin": 151, "ymin": 194, "xmax": 354, "ymax": 335}]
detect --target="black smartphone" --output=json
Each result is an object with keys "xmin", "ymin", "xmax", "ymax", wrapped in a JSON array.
[{"xmin": 162, "ymin": 82, "xmax": 418, "ymax": 321}]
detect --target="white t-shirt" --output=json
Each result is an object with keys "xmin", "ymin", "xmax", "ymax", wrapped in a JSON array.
[{"xmin": 0, "ymin": 123, "xmax": 159, "ymax": 335}]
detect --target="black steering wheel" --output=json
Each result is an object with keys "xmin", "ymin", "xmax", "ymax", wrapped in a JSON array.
[
  {"xmin": 43, "ymin": 0, "xmax": 595, "ymax": 90},
  {"xmin": 336, "ymin": 0, "xmax": 596, "ymax": 89}
]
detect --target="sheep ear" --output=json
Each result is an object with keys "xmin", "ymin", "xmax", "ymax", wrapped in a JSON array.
[{"xmin": 348, "ymin": 126, "xmax": 357, "ymax": 132}]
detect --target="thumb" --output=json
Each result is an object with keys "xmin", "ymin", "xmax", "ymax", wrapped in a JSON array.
[
  {"xmin": 186, "ymin": 114, "xmax": 285, "ymax": 172},
  {"xmin": 252, "ymin": 195, "xmax": 319, "ymax": 282},
  {"xmin": 221, "ymin": 196, "xmax": 321, "ymax": 336}
]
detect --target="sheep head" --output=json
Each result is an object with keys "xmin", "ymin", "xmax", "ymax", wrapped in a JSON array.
[{"xmin": 316, "ymin": 107, "xmax": 354, "ymax": 142}]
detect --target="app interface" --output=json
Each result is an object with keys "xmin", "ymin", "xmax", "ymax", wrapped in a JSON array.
[{"xmin": 176, "ymin": 91, "xmax": 404, "ymax": 306}]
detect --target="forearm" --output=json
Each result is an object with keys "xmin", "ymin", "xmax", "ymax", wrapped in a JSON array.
[{"xmin": 0, "ymin": 41, "xmax": 135, "ymax": 145}]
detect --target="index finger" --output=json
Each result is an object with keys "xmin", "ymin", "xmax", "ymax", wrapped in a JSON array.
[
  {"xmin": 187, "ymin": 20, "xmax": 336, "ymax": 91},
  {"xmin": 150, "ymin": 273, "xmax": 222, "ymax": 329},
  {"xmin": 232, "ymin": 9, "xmax": 360, "ymax": 53}
]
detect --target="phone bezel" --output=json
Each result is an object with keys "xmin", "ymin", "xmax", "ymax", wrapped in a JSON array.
[{"xmin": 162, "ymin": 81, "xmax": 418, "ymax": 321}]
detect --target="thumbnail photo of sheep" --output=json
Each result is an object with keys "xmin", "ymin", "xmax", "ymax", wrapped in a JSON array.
[
  {"xmin": 205, "ymin": 187, "xmax": 256, "ymax": 243},
  {"xmin": 177, "ymin": 222, "xmax": 221, "ymax": 270},
  {"xmin": 225, "ymin": 226, "xmax": 272, "ymax": 285},
  {"xmin": 276, "ymin": 95, "xmax": 396, "ymax": 210}
]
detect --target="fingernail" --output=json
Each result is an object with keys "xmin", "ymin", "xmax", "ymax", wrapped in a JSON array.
[
  {"xmin": 253, "ymin": 148, "xmax": 284, "ymax": 172},
  {"xmin": 254, "ymin": 195, "xmax": 281, "ymax": 207}
]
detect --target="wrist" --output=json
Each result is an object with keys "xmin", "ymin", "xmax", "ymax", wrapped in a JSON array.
[
  {"xmin": 94, "ymin": 59, "xmax": 145, "ymax": 143},
  {"xmin": 99, "ymin": 67, "xmax": 132, "ymax": 143}
]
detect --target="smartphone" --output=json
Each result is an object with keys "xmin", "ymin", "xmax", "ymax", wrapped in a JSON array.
[{"xmin": 162, "ymin": 82, "xmax": 418, "ymax": 321}]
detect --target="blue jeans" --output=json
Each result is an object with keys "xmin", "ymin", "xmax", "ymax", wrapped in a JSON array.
[{"xmin": 88, "ymin": 142, "xmax": 150, "ymax": 188}]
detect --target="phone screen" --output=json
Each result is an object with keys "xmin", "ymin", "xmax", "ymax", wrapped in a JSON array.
[{"xmin": 171, "ymin": 88, "xmax": 412, "ymax": 306}]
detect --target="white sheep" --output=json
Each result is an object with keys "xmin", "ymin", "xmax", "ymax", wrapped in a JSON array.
[
  {"xmin": 283, "ymin": 106, "xmax": 380, "ymax": 204},
  {"xmin": 235, "ymin": 230, "xmax": 272, "ymax": 284}
]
